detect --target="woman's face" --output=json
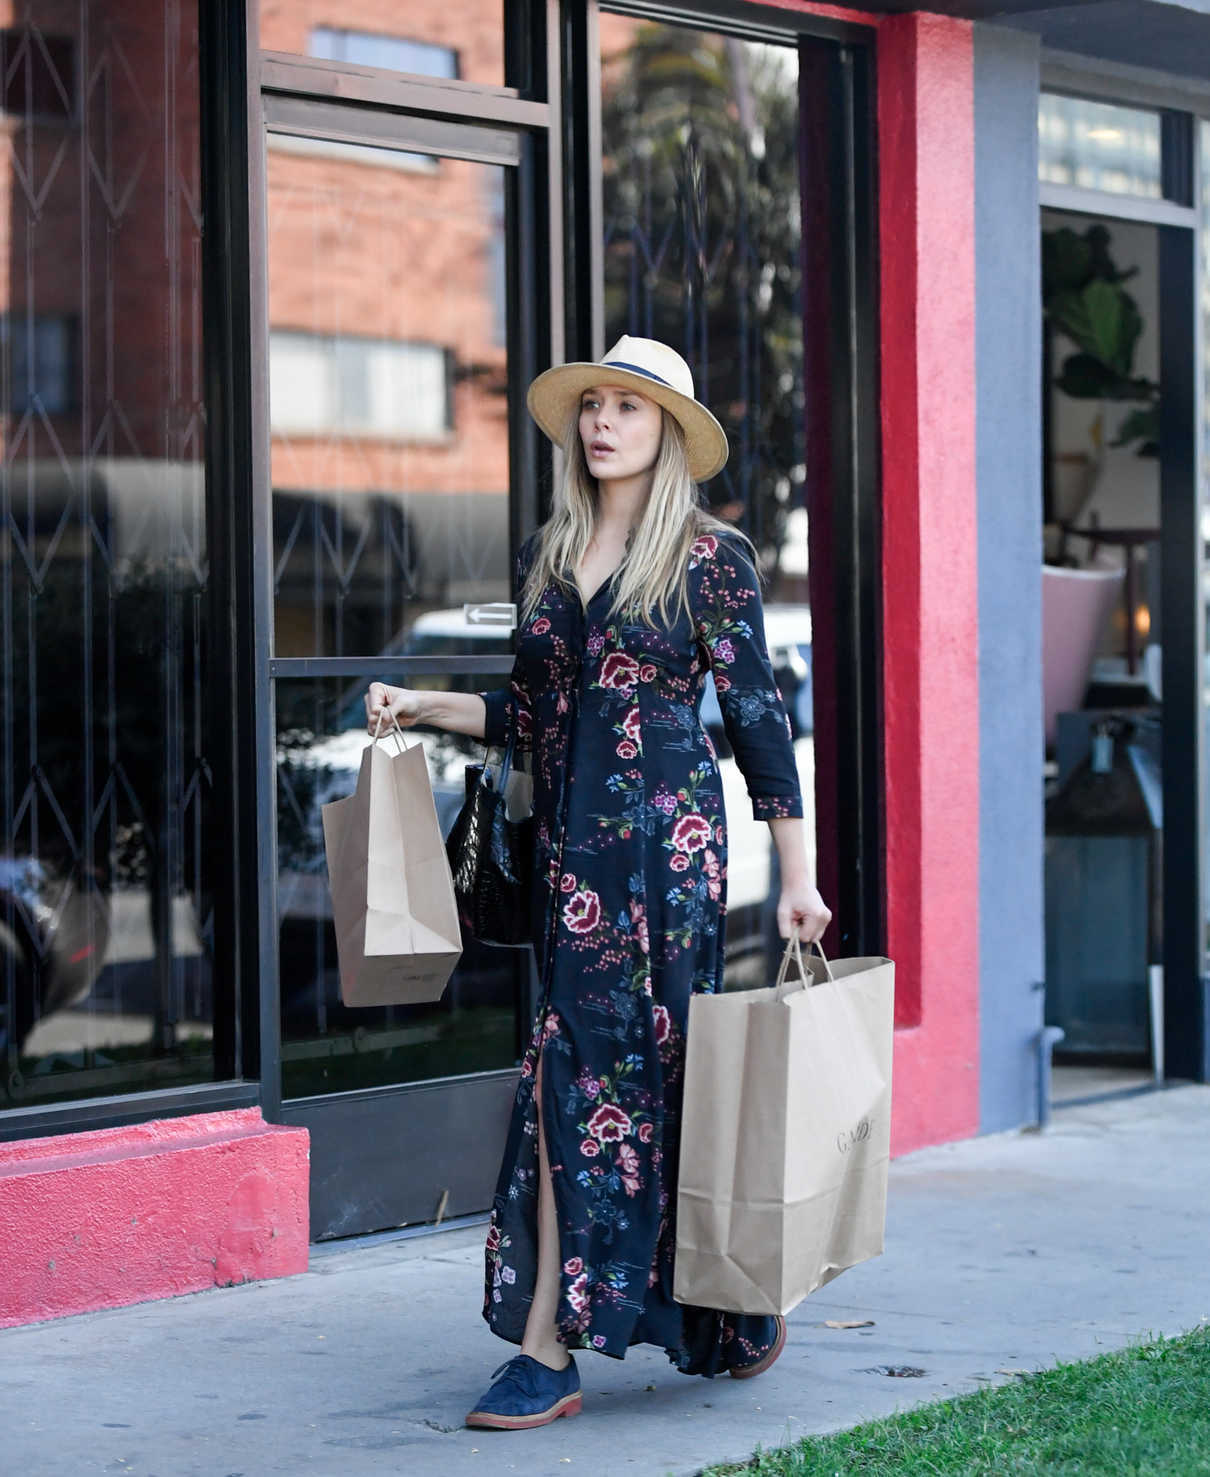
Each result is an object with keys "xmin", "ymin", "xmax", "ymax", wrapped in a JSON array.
[{"xmin": 578, "ymin": 384, "xmax": 663, "ymax": 483}]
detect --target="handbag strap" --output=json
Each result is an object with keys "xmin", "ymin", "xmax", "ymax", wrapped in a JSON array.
[
  {"xmin": 496, "ymin": 721, "xmax": 516, "ymax": 790},
  {"xmin": 774, "ymin": 934, "xmax": 836, "ymax": 998},
  {"xmin": 488, "ymin": 705, "xmax": 523, "ymax": 792}
]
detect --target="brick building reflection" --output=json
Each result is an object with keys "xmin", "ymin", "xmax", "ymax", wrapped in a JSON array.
[{"xmin": 261, "ymin": 4, "xmax": 511, "ymax": 658}]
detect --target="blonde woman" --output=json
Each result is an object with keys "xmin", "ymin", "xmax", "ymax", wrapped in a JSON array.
[{"xmin": 365, "ymin": 337, "xmax": 830, "ymax": 1430}]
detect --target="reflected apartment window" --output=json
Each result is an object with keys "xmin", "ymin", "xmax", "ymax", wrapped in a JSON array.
[
  {"xmin": 1038, "ymin": 94, "xmax": 1161, "ymax": 198},
  {"xmin": 269, "ymin": 331, "xmax": 452, "ymax": 439},
  {"xmin": 0, "ymin": 29, "xmax": 74, "ymax": 120},
  {"xmin": 309, "ymin": 26, "xmax": 458, "ymax": 80},
  {"xmin": 1, "ymin": 313, "xmax": 77, "ymax": 414}
]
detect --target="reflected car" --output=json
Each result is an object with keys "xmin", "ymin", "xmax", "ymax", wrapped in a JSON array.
[{"xmin": 0, "ymin": 856, "xmax": 111, "ymax": 1057}]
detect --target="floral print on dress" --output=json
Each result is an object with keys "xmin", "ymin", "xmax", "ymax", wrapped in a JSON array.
[{"xmin": 479, "ymin": 532, "xmax": 802, "ymax": 1376}]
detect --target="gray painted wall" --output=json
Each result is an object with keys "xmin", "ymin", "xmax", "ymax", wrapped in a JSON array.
[{"xmin": 973, "ymin": 24, "xmax": 1046, "ymax": 1132}]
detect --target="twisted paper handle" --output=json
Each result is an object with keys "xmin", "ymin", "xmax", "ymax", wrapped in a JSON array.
[
  {"xmin": 372, "ymin": 709, "xmax": 415, "ymax": 752},
  {"xmin": 774, "ymin": 933, "xmax": 836, "ymax": 997}
]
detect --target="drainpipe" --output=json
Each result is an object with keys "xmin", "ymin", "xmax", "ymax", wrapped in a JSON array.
[{"xmin": 1036, "ymin": 1024, "xmax": 1065, "ymax": 1129}]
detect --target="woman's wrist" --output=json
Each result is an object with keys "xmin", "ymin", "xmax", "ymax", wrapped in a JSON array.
[
  {"xmin": 768, "ymin": 817, "xmax": 810, "ymax": 883},
  {"xmin": 779, "ymin": 864, "xmax": 812, "ymax": 890},
  {"xmin": 415, "ymin": 688, "xmax": 488, "ymax": 740},
  {"xmin": 406, "ymin": 688, "xmax": 439, "ymax": 726}
]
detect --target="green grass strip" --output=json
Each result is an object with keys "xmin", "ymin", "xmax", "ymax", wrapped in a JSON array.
[{"xmin": 705, "ymin": 1326, "xmax": 1210, "ymax": 1477}]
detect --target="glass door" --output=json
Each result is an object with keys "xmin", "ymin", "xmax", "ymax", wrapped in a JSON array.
[
  {"xmin": 264, "ymin": 101, "xmax": 537, "ymax": 1238},
  {"xmin": 1037, "ymin": 95, "xmax": 1205, "ymax": 1091}
]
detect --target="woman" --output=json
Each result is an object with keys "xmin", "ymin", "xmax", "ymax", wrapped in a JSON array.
[{"xmin": 365, "ymin": 336, "xmax": 831, "ymax": 1431}]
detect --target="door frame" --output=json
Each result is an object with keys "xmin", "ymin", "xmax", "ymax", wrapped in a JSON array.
[
  {"xmin": 243, "ymin": 0, "xmax": 885, "ymax": 1238},
  {"xmin": 576, "ymin": 1, "xmax": 886, "ymax": 958},
  {"xmin": 248, "ymin": 31, "xmax": 556, "ymax": 1236}
]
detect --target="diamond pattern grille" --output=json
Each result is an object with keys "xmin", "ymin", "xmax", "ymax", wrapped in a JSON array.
[{"xmin": 0, "ymin": 3, "xmax": 212, "ymax": 1106}]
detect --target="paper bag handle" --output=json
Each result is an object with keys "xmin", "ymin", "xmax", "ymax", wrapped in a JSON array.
[
  {"xmin": 774, "ymin": 934, "xmax": 835, "ymax": 997},
  {"xmin": 372, "ymin": 710, "xmax": 415, "ymax": 752}
]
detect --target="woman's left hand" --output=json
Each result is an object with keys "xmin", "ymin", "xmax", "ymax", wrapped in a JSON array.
[{"xmin": 777, "ymin": 880, "xmax": 832, "ymax": 944}]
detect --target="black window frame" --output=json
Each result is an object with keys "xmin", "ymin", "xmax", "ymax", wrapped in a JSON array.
[
  {"xmin": 0, "ymin": 0, "xmax": 259, "ymax": 1143},
  {"xmin": 580, "ymin": 0, "xmax": 885, "ymax": 958},
  {"xmin": 0, "ymin": 0, "xmax": 887, "ymax": 1146},
  {"xmin": 1038, "ymin": 76, "xmax": 1207, "ymax": 1083}
]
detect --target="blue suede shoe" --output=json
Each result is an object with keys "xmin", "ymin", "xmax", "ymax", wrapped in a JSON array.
[
  {"xmin": 729, "ymin": 1316, "xmax": 787, "ymax": 1380},
  {"xmin": 465, "ymin": 1353, "xmax": 582, "ymax": 1430}
]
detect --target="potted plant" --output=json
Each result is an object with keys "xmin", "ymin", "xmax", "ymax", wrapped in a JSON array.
[{"xmin": 1042, "ymin": 222, "xmax": 1160, "ymax": 545}]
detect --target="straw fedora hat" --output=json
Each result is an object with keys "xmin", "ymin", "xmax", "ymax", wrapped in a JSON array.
[{"xmin": 526, "ymin": 336, "xmax": 729, "ymax": 483}]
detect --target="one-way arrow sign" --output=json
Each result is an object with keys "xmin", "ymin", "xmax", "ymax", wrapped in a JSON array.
[{"xmin": 463, "ymin": 602, "xmax": 517, "ymax": 628}]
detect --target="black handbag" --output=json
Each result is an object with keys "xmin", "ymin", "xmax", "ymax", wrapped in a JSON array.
[{"xmin": 444, "ymin": 729, "xmax": 534, "ymax": 948}]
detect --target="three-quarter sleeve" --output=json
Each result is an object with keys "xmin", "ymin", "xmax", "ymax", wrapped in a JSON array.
[
  {"xmin": 480, "ymin": 541, "xmax": 536, "ymax": 751},
  {"xmin": 693, "ymin": 534, "xmax": 803, "ymax": 821}
]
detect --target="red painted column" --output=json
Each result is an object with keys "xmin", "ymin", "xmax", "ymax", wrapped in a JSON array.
[{"xmin": 877, "ymin": 13, "xmax": 980, "ymax": 1153}]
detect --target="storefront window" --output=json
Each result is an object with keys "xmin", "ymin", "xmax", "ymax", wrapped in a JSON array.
[
  {"xmin": 266, "ymin": 113, "xmax": 524, "ymax": 1097},
  {"xmin": 1038, "ymin": 93, "xmax": 1162, "ymax": 198},
  {"xmin": 260, "ymin": 3, "xmax": 505, "ymax": 89},
  {"xmin": 599, "ymin": 13, "xmax": 814, "ymax": 988},
  {"xmin": 276, "ymin": 676, "xmax": 527, "ymax": 1099},
  {"xmin": 0, "ymin": 5, "xmax": 213, "ymax": 1107},
  {"xmin": 265, "ymin": 134, "xmax": 511, "ymax": 660}
]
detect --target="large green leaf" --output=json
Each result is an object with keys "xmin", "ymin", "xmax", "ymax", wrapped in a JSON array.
[
  {"xmin": 1055, "ymin": 352, "xmax": 1156, "ymax": 402},
  {"xmin": 1049, "ymin": 279, "xmax": 1142, "ymax": 376},
  {"xmin": 1108, "ymin": 405, "xmax": 1160, "ymax": 455}
]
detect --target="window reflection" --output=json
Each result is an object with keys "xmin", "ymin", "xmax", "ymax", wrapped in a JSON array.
[
  {"xmin": 270, "ymin": 332, "xmax": 452, "ymax": 439},
  {"xmin": 1038, "ymin": 94, "xmax": 1161, "ymax": 199},
  {"xmin": 310, "ymin": 27, "xmax": 458, "ymax": 79},
  {"xmin": 276, "ymin": 678, "xmax": 527, "ymax": 1098},
  {"xmin": 260, "ymin": 3, "xmax": 505, "ymax": 88},
  {"xmin": 599, "ymin": 14, "xmax": 814, "ymax": 989},
  {"xmin": 266, "ymin": 136, "xmax": 511, "ymax": 659},
  {"xmin": 0, "ymin": 4, "xmax": 212, "ymax": 1107}
]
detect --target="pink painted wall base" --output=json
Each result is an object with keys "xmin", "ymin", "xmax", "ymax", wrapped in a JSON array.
[{"xmin": 0, "ymin": 1109, "xmax": 310, "ymax": 1328}]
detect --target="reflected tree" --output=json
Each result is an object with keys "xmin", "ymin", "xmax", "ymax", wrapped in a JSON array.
[{"xmin": 601, "ymin": 23, "xmax": 804, "ymax": 569}]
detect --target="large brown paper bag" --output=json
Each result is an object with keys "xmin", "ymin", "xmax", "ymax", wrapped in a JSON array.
[
  {"xmin": 321, "ymin": 727, "xmax": 461, "ymax": 1006},
  {"xmin": 674, "ymin": 937, "xmax": 894, "ymax": 1316}
]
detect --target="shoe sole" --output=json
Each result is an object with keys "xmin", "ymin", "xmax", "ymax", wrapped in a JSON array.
[
  {"xmin": 465, "ymin": 1391, "xmax": 582, "ymax": 1430},
  {"xmin": 730, "ymin": 1316, "xmax": 787, "ymax": 1380}
]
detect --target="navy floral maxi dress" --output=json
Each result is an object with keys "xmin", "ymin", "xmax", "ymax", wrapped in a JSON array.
[{"xmin": 479, "ymin": 531, "xmax": 803, "ymax": 1376}]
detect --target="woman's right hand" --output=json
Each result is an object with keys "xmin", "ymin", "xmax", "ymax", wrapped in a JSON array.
[{"xmin": 365, "ymin": 682, "xmax": 425, "ymax": 735}]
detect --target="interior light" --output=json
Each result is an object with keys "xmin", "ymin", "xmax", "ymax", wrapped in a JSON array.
[{"xmin": 1085, "ymin": 126, "xmax": 1125, "ymax": 142}]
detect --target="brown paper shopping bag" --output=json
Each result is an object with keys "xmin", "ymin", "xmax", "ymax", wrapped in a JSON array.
[
  {"xmin": 321, "ymin": 725, "xmax": 461, "ymax": 1006},
  {"xmin": 674, "ymin": 937, "xmax": 894, "ymax": 1316}
]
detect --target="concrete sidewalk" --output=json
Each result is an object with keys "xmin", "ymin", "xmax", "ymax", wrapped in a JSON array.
[{"xmin": 3, "ymin": 1086, "xmax": 1208, "ymax": 1477}]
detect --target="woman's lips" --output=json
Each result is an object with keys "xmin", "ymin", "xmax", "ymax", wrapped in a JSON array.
[{"xmin": 589, "ymin": 442, "xmax": 614, "ymax": 457}]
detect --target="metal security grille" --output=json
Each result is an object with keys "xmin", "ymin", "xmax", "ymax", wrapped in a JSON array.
[
  {"xmin": 600, "ymin": 19, "xmax": 805, "ymax": 570},
  {"xmin": 598, "ymin": 14, "xmax": 813, "ymax": 988},
  {"xmin": 0, "ymin": 3, "xmax": 213, "ymax": 1109}
]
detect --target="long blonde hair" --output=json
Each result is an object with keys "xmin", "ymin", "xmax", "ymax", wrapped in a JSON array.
[{"xmin": 522, "ymin": 410, "xmax": 745, "ymax": 627}]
